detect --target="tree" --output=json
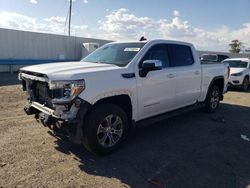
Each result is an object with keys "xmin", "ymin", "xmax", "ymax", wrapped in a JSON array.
[{"xmin": 229, "ymin": 40, "xmax": 243, "ymax": 53}]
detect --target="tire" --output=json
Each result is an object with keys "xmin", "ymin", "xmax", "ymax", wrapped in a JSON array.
[
  {"xmin": 204, "ymin": 85, "xmax": 221, "ymax": 113},
  {"xmin": 82, "ymin": 103, "xmax": 128, "ymax": 155},
  {"xmin": 241, "ymin": 77, "xmax": 249, "ymax": 91}
]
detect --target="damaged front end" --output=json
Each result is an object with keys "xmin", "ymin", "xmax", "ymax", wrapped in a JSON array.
[{"xmin": 19, "ymin": 70, "xmax": 90, "ymax": 144}]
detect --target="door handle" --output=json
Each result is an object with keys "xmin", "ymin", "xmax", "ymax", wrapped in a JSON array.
[
  {"xmin": 194, "ymin": 71, "xmax": 200, "ymax": 75},
  {"xmin": 167, "ymin": 74, "xmax": 175, "ymax": 78}
]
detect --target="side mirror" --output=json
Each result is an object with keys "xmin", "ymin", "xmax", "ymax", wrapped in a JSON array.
[
  {"xmin": 141, "ymin": 60, "xmax": 162, "ymax": 70},
  {"xmin": 140, "ymin": 60, "xmax": 162, "ymax": 77}
]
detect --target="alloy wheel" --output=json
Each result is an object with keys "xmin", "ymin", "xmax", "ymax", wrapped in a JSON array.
[
  {"xmin": 97, "ymin": 114, "xmax": 123, "ymax": 147},
  {"xmin": 210, "ymin": 89, "xmax": 220, "ymax": 109}
]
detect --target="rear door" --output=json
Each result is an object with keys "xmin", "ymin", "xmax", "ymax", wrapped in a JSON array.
[{"xmin": 168, "ymin": 44, "xmax": 201, "ymax": 108}]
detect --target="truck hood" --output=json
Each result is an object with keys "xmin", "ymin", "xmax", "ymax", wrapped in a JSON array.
[
  {"xmin": 230, "ymin": 68, "xmax": 246, "ymax": 74},
  {"xmin": 20, "ymin": 61, "xmax": 121, "ymax": 80}
]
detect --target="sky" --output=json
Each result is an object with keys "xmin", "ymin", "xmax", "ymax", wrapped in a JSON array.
[{"xmin": 0, "ymin": 0, "xmax": 250, "ymax": 52}]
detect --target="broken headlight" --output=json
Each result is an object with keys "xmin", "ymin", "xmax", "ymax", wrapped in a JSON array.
[{"xmin": 49, "ymin": 79, "xmax": 85, "ymax": 101}]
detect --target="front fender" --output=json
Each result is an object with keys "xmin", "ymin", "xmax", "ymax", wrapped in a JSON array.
[{"xmin": 88, "ymin": 90, "xmax": 137, "ymax": 120}]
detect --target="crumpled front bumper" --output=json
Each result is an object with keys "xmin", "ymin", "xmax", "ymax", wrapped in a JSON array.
[
  {"xmin": 26, "ymin": 100, "xmax": 80, "ymax": 120},
  {"xmin": 24, "ymin": 99, "xmax": 91, "ymax": 144}
]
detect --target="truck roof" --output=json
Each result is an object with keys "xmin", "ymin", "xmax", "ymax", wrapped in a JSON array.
[{"xmin": 109, "ymin": 39, "xmax": 193, "ymax": 46}]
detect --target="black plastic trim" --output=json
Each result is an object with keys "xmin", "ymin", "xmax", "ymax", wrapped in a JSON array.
[{"xmin": 135, "ymin": 103, "xmax": 202, "ymax": 127}]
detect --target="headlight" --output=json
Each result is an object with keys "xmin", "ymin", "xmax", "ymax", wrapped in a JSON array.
[
  {"xmin": 231, "ymin": 72, "xmax": 243, "ymax": 77},
  {"xmin": 49, "ymin": 79, "xmax": 85, "ymax": 99},
  {"xmin": 71, "ymin": 80, "xmax": 86, "ymax": 98}
]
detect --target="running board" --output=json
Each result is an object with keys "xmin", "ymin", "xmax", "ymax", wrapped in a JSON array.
[{"xmin": 136, "ymin": 103, "xmax": 204, "ymax": 127}]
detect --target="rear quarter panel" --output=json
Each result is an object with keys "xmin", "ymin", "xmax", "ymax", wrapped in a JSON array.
[{"xmin": 198, "ymin": 63, "xmax": 228, "ymax": 102}]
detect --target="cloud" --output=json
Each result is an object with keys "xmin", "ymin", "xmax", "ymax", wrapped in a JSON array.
[
  {"xmin": 173, "ymin": 10, "xmax": 180, "ymax": 17},
  {"xmin": 231, "ymin": 23, "xmax": 250, "ymax": 48},
  {"xmin": 0, "ymin": 11, "xmax": 37, "ymax": 30},
  {"xmin": 43, "ymin": 16, "xmax": 66, "ymax": 24},
  {"xmin": 30, "ymin": 0, "xmax": 38, "ymax": 4},
  {"xmin": 158, "ymin": 15, "xmax": 232, "ymax": 50},
  {"xmin": 159, "ymin": 17, "xmax": 196, "ymax": 37},
  {"xmin": 159, "ymin": 15, "xmax": 250, "ymax": 50},
  {"xmin": 99, "ymin": 9, "xmax": 250, "ymax": 51},
  {"xmin": 99, "ymin": 8, "xmax": 156, "ymax": 40},
  {"xmin": 0, "ymin": 11, "xmax": 88, "ymax": 36}
]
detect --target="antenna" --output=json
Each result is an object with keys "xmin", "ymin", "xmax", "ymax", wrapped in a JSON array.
[
  {"xmin": 139, "ymin": 36, "xmax": 147, "ymax": 41},
  {"xmin": 69, "ymin": 0, "xmax": 72, "ymax": 36}
]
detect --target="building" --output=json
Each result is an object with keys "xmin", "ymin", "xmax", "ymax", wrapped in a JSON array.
[{"xmin": 0, "ymin": 28, "xmax": 112, "ymax": 72}]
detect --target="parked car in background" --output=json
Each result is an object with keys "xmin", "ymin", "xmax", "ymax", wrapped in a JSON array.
[
  {"xmin": 201, "ymin": 54, "xmax": 229, "ymax": 63},
  {"xmin": 19, "ymin": 40, "xmax": 229, "ymax": 155},
  {"xmin": 223, "ymin": 58, "xmax": 250, "ymax": 91}
]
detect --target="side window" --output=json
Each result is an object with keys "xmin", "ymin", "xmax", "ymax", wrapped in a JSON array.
[
  {"xmin": 141, "ymin": 44, "xmax": 170, "ymax": 68},
  {"xmin": 223, "ymin": 55, "xmax": 229, "ymax": 60},
  {"xmin": 168, "ymin": 44, "xmax": 194, "ymax": 67},
  {"xmin": 218, "ymin": 55, "xmax": 228, "ymax": 62},
  {"xmin": 218, "ymin": 55, "xmax": 222, "ymax": 62}
]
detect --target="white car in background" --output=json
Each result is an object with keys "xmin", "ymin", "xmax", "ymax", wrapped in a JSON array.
[{"xmin": 223, "ymin": 58, "xmax": 250, "ymax": 91}]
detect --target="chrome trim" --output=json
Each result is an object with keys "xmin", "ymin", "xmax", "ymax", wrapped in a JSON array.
[
  {"xmin": 21, "ymin": 73, "xmax": 48, "ymax": 82},
  {"xmin": 31, "ymin": 102, "xmax": 54, "ymax": 116}
]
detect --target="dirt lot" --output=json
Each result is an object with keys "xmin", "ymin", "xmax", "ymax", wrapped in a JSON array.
[{"xmin": 0, "ymin": 79, "xmax": 250, "ymax": 187}]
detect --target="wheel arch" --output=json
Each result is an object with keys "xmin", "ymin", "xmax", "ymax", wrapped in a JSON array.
[
  {"xmin": 206, "ymin": 76, "xmax": 225, "ymax": 101},
  {"xmin": 90, "ymin": 94, "xmax": 134, "ymax": 123}
]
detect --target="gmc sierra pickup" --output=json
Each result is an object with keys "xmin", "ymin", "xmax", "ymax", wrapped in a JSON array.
[{"xmin": 19, "ymin": 40, "xmax": 229, "ymax": 155}]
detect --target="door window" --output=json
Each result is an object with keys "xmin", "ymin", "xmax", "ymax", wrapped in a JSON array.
[
  {"xmin": 168, "ymin": 44, "xmax": 194, "ymax": 67},
  {"xmin": 141, "ymin": 44, "xmax": 170, "ymax": 68}
]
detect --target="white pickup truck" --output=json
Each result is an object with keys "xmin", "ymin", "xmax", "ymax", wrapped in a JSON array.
[{"xmin": 19, "ymin": 40, "xmax": 229, "ymax": 155}]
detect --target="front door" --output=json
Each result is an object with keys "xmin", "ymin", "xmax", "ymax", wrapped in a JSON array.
[{"xmin": 136, "ymin": 44, "xmax": 176, "ymax": 120}]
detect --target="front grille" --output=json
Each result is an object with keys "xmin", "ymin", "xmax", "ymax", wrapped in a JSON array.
[
  {"xmin": 34, "ymin": 82, "xmax": 51, "ymax": 104},
  {"xmin": 30, "ymin": 81, "xmax": 64, "ymax": 107}
]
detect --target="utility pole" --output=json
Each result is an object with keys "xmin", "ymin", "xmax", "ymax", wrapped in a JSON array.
[{"xmin": 68, "ymin": 0, "xmax": 72, "ymax": 36}]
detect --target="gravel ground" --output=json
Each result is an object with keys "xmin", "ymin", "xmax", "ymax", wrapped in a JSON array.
[{"xmin": 0, "ymin": 79, "xmax": 250, "ymax": 188}]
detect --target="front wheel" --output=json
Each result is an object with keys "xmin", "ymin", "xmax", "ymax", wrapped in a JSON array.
[
  {"xmin": 82, "ymin": 103, "xmax": 128, "ymax": 155},
  {"xmin": 204, "ymin": 85, "xmax": 221, "ymax": 113},
  {"xmin": 241, "ymin": 77, "xmax": 249, "ymax": 91}
]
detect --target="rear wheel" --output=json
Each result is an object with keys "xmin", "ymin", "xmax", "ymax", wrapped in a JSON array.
[
  {"xmin": 241, "ymin": 77, "xmax": 249, "ymax": 91},
  {"xmin": 82, "ymin": 103, "xmax": 128, "ymax": 155},
  {"xmin": 204, "ymin": 85, "xmax": 221, "ymax": 113}
]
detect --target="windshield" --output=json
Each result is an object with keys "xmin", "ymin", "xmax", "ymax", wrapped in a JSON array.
[
  {"xmin": 201, "ymin": 54, "xmax": 217, "ymax": 61},
  {"xmin": 224, "ymin": 60, "xmax": 248, "ymax": 68},
  {"xmin": 82, "ymin": 42, "xmax": 146, "ymax": 67}
]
